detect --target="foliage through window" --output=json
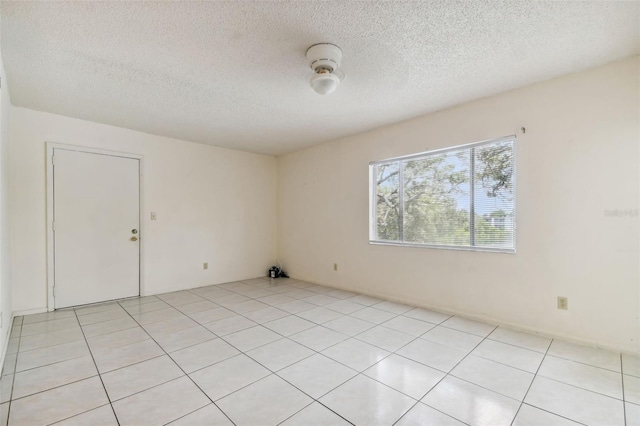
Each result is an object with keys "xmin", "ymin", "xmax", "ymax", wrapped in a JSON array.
[{"xmin": 370, "ymin": 136, "xmax": 515, "ymax": 252}]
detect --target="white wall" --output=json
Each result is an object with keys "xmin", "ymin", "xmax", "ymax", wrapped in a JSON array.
[
  {"xmin": 277, "ymin": 56, "xmax": 640, "ymax": 353},
  {"xmin": 0, "ymin": 35, "xmax": 12, "ymax": 360},
  {"xmin": 10, "ymin": 108, "xmax": 277, "ymax": 313}
]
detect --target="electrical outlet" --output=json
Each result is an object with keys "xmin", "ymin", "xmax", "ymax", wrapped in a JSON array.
[
  {"xmin": 333, "ymin": 263, "xmax": 338, "ymax": 271},
  {"xmin": 557, "ymin": 296, "xmax": 568, "ymax": 310},
  {"xmin": 203, "ymin": 262, "xmax": 208, "ymax": 270}
]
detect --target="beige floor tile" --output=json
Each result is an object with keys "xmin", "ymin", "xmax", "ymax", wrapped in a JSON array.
[
  {"xmin": 112, "ymin": 376, "xmax": 209, "ymax": 425},
  {"xmin": 422, "ymin": 376, "xmax": 520, "ymax": 426},
  {"xmin": 217, "ymin": 375, "xmax": 313, "ymax": 425},
  {"xmin": 320, "ymin": 375, "xmax": 415, "ymax": 425},
  {"xmin": 189, "ymin": 354, "xmax": 270, "ymax": 401},
  {"xmin": 53, "ymin": 405, "xmax": 118, "ymax": 426},
  {"xmin": 525, "ymin": 376, "xmax": 624, "ymax": 425},
  {"xmin": 280, "ymin": 401, "xmax": 351, "ymax": 426},
  {"xmin": 168, "ymin": 404, "xmax": 233, "ymax": 425},
  {"xmin": 92, "ymin": 339, "xmax": 164, "ymax": 373},
  {"xmin": 16, "ymin": 340, "xmax": 90, "ymax": 372},
  {"xmin": 13, "ymin": 355, "xmax": 98, "ymax": 399},
  {"xmin": 278, "ymin": 354, "xmax": 357, "ymax": 399},
  {"xmin": 9, "ymin": 377, "xmax": 109, "ymax": 426},
  {"xmin": 170, "ymin": 338, "xmax": 239, "ymax": 373},
  {"xmin": 101, "ymin": 355, "xmax": 184, "ymax": 401}
]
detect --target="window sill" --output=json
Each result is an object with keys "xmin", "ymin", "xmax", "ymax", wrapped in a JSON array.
[{"xmin": 369, "ymin": 240, "xmax": 516, "ymax": 254}]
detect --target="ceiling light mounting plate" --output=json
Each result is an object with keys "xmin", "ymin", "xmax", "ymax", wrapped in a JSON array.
[
  {"xmin": 306, "ymin": 43, "xmax": 344, "ymax": 95},
  {"xmin": 306, "ymin": 43, "xmax": 342, "ymax": 73}
]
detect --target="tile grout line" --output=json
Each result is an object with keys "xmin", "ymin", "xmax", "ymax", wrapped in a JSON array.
[
  {"xmin": 195, "ymin": 319, "xmax": 341, "ymax": 404},
  {"xmin": 621, "ymin": 353, "xmax": 627, "ymax": 426},
  {"xmin": 187, "ymin": 280, "xmax": 498, "ymax": 424},
  {"xmin": 12, "ymin": 309, "xmax": 154, "ymax": 368},
  {"xmin": 511, "ymin": 375, "xmax": 591, "ymax": 424},
  {"xmin": 12, "ymin": 355, "xmax": 195, "ymax": 408},
  {"xmin": 106, "ymin": 376, "xmax": 193, "ymax": 406},
  {"xmin": 484, "ymin": 334, "xmax": 549, "ymax": 353},
  {"xmin": 8, "ymin": 347, "xmax": 90, "ymax": 376},
  {"xmin": 193, "ymin": 282, "xmax": 405, "ymax": 350},
  {"xmin": 11, "ymin": 290, "xmax": 460, "ymax": 420},
  {"xmin": 14, "ymin": 333, "xmax": 86, "ymax": 354},
  {"xmin": 102, "ymin": 300, "xmax": 613, "ymax": 426},
  {"xmin": 391, "ymin": 324, "xmax": 499, "ymax": 426},
  {"xmin": 206, "ymin": 331, "xmax": 358, "ymax": 424},
  {"xmin": 72, "ymin": 309, "xmax": 121, "ymax": 426},
  {"xmin": 434, "ymin": 337, "xmax": 626, "ymax": 403},
  {"xmin": 45, "ymin": 403, "xmax": 113, "ymax": 426},
  {"xmin": 465, "ymin": 330, "xmax": 627, "ymax": 377},
  {"xmin": 213, "ymin": 289, "xmax": 622, "ymax": 402},
  {"xmin": 220, "ymin": 280, "xmax": 630, "ymax": 423},
  {"xmin": 9, "ymin": 374, "xmax": 105, "ymax": 404},
  {"xmin": 7, "ymin": 281, "xmax": 437, "ymax": 424},
  {"xmin": 74, "ymin": 347, "xmax": 205, "ymax": 403},
  {"xmin": 275, "ymin": 400, "xmax": 355, "ymax": 426},
  {"xmin": 197, "ymin": 282, "xmax": 482, "ymax": 354},
  {"xmin": 172, "ymin": 331, "xmax": 332, "ymax": 424},
  {"xmin": 180, "ymin": 285, "xmax": 402, "ymax": 423},
  {"xmin": 509, "ymin": 337, "xmax": 553, "ymax": 426},
  {"xmin": 116, "ymin": 301, "xmax": 238, "ymax": 426},
  {"xmin": 83, "ymin": 324, "xmax": 141, "ymax": 340},
  {"xmin": 354, "ymin": 323, "xmax": 474, "ymax": 426},
  {"xmin": 536, "ymin": 374, "xmax": 628, "ymax": 403},
  {"xmin": 395, "ymin": 402, "xmax": 469, "ymax": 426},
  {"xmin": 88, "ymin": 352, "xmax": 164, "ymax": 377},
  {"xmin": 425, "ymin": 326, "xmax": 498, "ymax": 416},
  {"xmin": 4, "ymin": 316, "xmax": 23, "ymax": 426},
  {"xmin": 277, "ymin": 311, "xmax": 452, "ymax": 423},
  {"xmin": 87, "ymin": 335, "xmax": 154, "ymax": 355},
  {"xmin": 18, "ymin": 312, "xmax": 76, "ymax": 327},
  {"xmin": 10, "ymin": 278, "xmax": 631, "ymax": 425},
  {"xmin": 185, "ymin": 285, "xmax": 363, "ymax": 343},
  {"xmin": 540, "ymin": 353, "xmax": 626, "ymax": 375},
  {"xmin": 162, "ymin": 400, "xmax": 238, "ymax": 426}
]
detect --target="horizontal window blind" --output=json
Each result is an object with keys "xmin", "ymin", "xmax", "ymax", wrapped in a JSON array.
[
  {"xmin": 371, "ymin": 136, "xmax": 515, "ymax": 252},
  {"xmin": 473, "ymin": 140, "xmax": 515, "ymax": 249}
]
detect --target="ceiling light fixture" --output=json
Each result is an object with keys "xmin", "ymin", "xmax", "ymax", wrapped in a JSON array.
[{"xmin": 306, "ymin": 43, "xmax": 344, "ymax": 95}]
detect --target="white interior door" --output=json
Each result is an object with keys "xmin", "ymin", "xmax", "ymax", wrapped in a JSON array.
[{"xmin": 53, "ymin": 149, "xmax": 140, "ymax": 308}]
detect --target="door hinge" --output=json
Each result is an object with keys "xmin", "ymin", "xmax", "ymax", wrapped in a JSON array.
[
  {"xmin": 52, "ymin": 221, "xmax": 56, "ymax": 231},
  {"xmin": 52, "ymin": 154, "xmax": 55, "ymax": 165},
  {"xmin": 53, "ymin": 287, "xmax": 55, "ymax": 297}
]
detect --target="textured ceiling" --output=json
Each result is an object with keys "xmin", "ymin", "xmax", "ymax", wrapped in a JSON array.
[{"xmin": 1, "ymin": 1, "xmax": 638, "ymax": 155}]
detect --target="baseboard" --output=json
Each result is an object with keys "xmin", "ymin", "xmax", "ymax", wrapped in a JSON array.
[
  {"xmin": 290, "ymin": 275, "xmax": 640, "ymax": 356},
  {"xmin": 13, "ymin": 307, "xmax": 47, "ymax": 317},
  {"xmin": 0, "ymin": 313, "xmax": 12, "ymax": 376},
  {"xmin": 141, "ymin": 277, "xmax": 264, "ymax": 298},
  {"xmin": 0, "ymin": 307, "xmax": 48, "ymax": 370},
  {"xmin": 9, "ymin": 277, "xmax": 636, "ymax": 356}
]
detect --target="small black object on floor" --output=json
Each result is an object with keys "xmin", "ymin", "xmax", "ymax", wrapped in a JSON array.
[{"xmin": 268, "ymin": 266, "xmax": 289, "ymax": 279}]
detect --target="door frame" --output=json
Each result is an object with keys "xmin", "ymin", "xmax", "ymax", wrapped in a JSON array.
[{"xmin": 46, "ymin": 142, "xmax": 144, "ymax": 311}]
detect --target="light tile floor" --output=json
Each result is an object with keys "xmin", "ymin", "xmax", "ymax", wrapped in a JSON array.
[{"xmin": 0, "ymin": 277, "xmax": 637, "ymax": 425}]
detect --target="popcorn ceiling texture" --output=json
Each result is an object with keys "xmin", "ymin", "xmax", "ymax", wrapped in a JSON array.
[{"xmin": 1, "ymin": 1, "xmax": 638, "ymax": 155}]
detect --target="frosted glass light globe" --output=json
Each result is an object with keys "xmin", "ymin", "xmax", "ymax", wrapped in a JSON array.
[{"xmin": 310, "ymin": 72, "xmax": 340, "ymax": 95}]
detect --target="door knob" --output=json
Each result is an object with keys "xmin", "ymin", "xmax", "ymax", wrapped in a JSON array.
[
  {"xmin": 130, "ymin": 236, "xmax": 138, "ymax": 241},
  {"xmin": 131, "ymin": 229, "xmax": 138, "ymax": 234}
]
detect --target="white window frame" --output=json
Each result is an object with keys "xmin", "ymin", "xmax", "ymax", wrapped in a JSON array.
[{"xmin": 369, "ymin": 135, "xmax": 516, "ymax": 253}]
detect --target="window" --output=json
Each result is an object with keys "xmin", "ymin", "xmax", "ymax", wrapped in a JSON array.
[{"xmin": 370, "ymin": 136, "xmax": 516, "ymax": 252}]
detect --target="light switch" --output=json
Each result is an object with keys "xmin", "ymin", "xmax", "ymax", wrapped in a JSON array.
[{"xmin": 150, "ymin": 212, "xmax": 157, "ymax": 220}]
